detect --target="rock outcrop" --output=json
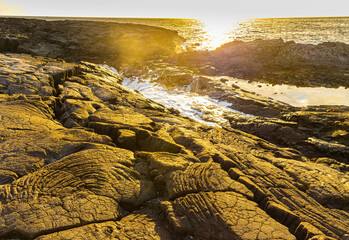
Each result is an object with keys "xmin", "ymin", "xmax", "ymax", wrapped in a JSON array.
[
  {"xmin": 0, "ymin": 17, "xmax": 184, "ymax": 65},
  {"xmin": 169, "ymin": 39, "xmax": 349, "ymax": 88},
  {"xmin": 120, "ymin": 62, "xmax": 296, "ymax": 118},
  {"xmin": 225, "ymin": 105, "xmax": 349, "ymax": 164},
  {"xmin": 0, "ymin": 52, "xmax": 348, "ymax": 240},
  {"xmin": 123, "ymin": 62, "xmax": 349, "ymax": 164}
]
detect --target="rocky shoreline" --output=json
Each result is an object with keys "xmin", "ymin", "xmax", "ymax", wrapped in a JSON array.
[
  {"xmin": 0, "ymin": 18, "xmax": 348, "ymax": 240},
  {"xmin": 0, "ymin": 17, "xmax": 184, "ymax": 64},
  {"xmin": 169, "ymin": 39, "xmax": 349, "ymax": 88}
]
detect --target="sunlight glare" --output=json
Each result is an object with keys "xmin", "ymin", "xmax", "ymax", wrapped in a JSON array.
[{"xmin": 200, "ymin": 16, "xmax": 244, "ymax": 50}]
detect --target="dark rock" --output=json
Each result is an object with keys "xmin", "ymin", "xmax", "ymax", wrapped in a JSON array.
[
  {"xmin": 156, "ymin": 66, "xmax": 195, "ymax": 87},
  {"xmin": 0, "ymin": 37, "xmax": 19, "ymax": 52},
  {"xmin": 116, "ymin": 129, "xmax": 137, "ymax": 150},
  {"xmin": 0, "ymin": 17, "xmax": 185, "ymax": 65},
  {"xmin": 170, "ymin": 39, "xmax": 349, "ymax": 88}
]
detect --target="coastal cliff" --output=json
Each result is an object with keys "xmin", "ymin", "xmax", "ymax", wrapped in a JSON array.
[{"xmin": 0, "ymin": 18, "xmax": 348, "ymax": 240}]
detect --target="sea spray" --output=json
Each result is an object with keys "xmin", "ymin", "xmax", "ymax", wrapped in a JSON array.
[{"xmin": 101, "ymin": 64, "xmax": 249, "ymax": 127}]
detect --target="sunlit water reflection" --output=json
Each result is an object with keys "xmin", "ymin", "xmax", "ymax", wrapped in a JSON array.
[
  {"xmin": 123, "ymin": 77, "xmax": 237, "ymax": 126},
  {"xmin": 199, "ymin": 17, "xmax": 349, "ymax": 50},
  {"xmin": 36, "ymin": 16, "xmax": 349, "ymax": 50},
  {"xmin": 103, "ymin": 65, "xmax": 248, "ymax": 127},
  {"xmin": 217, "ymin": 77, "xmax": 349, "ymax": 107},
  {"xmin": 103, "ymin": 64, "xmax": 349, "ymax": 128}
]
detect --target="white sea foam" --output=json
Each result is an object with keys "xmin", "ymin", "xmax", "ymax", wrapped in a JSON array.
[
  {"xmin": 102, "ymin": 64, "xmax": 250, "ymax": 127},
  {"xmin": 101, "ymin": 64, "xmax": 349, "ymax": 129},
  {"xmin": 101, "ymin": 63, "xmax": 349, "ymax": 130},
  {"xmin": 123, "ymin": 76, "xmax": 247, "ymax": 127}
]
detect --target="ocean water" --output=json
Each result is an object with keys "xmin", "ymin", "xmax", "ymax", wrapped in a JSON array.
[
  {"xmin": 34, "ymin": 16, "xmax": 349, "ymax": 50},
  {"xmin": 102, "ymin": 65, "xmax": 250, "ymax": 127},
  {"xmin": 16, "ymin": 16, "xmax": 349, "ymax": 124},
  {"xmin": 210, "ymin": 76, "xmax": 349, "ymax": 107}
]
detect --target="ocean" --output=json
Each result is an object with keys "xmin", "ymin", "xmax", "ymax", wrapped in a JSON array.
[
  {"xmin": 28, "ymin": 16, "xmax": 349, "ymax": 50},
  {"xmin": 89, "ymin": 16, "xmax": 348, "ymax": 118},
  {"xmin": 4, "ymin": 15, "xmax": 349, "ymax": 121}
]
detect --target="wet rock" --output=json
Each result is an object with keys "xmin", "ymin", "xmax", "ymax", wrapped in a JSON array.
[
  {"xmin": 144, "ymin": 62, "xmax": 295, "ymax": 118},
  {"xmin": 157, "ymin": 66, "xmax": 195, "ymax": 87},
  {"xmin": 190, "ymin": 76, "xmax": 211, "ymax": 91},
  {"xmin": 226, "ymin": 105, "xmax": 349, "ymax": 163}
]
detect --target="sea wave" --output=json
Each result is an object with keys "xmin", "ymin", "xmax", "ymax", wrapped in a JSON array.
[{"xmin": 101, "ymin": 64, "xmax": 250, "ymax": 127}]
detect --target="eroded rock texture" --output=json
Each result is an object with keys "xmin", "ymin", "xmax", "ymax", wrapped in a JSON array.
[
  {"xmin": 127, "ymin": 62, "xmax": 349, "ymax": 164},
  {"xmin": 0, "ymin": 53, "xmax": 348, "ymax": 240}
]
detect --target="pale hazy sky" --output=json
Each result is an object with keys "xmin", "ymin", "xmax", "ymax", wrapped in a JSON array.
[{"xmin": 0, "ymin": 0, "xmax": 348, "ymax": 20}]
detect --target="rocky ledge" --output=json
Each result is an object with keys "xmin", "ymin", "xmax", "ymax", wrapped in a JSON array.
[
  {"xmin": 0, "ymin": 51, "xmax": 348, "ymax": 239},
  {"xmin": 0, "ymin": 17, "xmax": 184, "ymax": 64},
  {"xmin": 169, "ymin": 39, "xmax": 349, "ymax": 88},
  {"xmin": 0, "ymin": 18, "xmax": 348, "ymax": 240},
  {"xmin": 120, "ymin": 61, "xmax": 349, "ymax": 170}
]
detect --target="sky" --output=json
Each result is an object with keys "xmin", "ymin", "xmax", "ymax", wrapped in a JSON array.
[{"xmin": 0, "ymin": 0, "xmax": 348, "ymax": 20}]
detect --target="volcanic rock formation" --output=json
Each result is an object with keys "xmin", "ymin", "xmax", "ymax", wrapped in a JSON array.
[
  {"xmin": 0, "ymin": 52, "xmax": 348, "ymax": 240},
  {"xmin": 169, "ymin": 39, "xmax": 349, "ymax": 88},
  {"xmin": 0, "ymin": 18, "xmax": 348, "ymax": 240},
  {"xmin": 0, "ymin": 17, "xmax": 184, "ymax": 64}
]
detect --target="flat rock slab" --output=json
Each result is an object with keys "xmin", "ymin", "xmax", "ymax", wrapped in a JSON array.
[{"xmin": 0, "ymin": 53, "xmax": 77, "ymax": 96}]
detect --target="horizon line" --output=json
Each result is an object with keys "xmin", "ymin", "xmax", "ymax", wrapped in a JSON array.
[{"xmin": 1, "ymin": 14, "xmax": 348, "ymax": 20}]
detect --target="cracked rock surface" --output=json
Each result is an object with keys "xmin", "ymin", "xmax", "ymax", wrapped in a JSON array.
[{"xmin": 0, "ymin": 53, "xmax": 348, "ymax": 240}]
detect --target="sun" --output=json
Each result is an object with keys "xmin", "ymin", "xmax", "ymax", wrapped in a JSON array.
[{"xmin": 199, "ymin": 16, "xmax": 246, "ymax": 50}]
